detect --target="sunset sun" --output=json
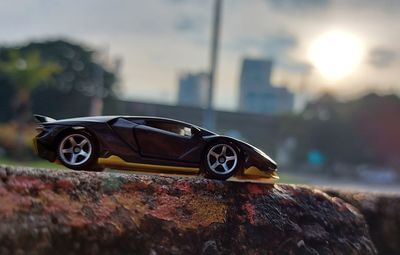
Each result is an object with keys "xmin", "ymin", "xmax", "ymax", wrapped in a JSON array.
[{"xmin": 308, "ymin": 30, "xmax": 364, "ymax": 81}]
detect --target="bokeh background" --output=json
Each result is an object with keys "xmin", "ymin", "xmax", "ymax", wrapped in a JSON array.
[{"xmin": 1, "ymin": 0, "xmax": 400, "ymax": 191}]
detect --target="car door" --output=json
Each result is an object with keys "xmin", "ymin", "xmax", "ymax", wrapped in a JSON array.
[
  {"xmin": 110, "ymin": 117, "xmax": 139, "ymax": 151},
  {"xmin": 134, "ymin": 120, "xmax": 200, "ymax": 162}
]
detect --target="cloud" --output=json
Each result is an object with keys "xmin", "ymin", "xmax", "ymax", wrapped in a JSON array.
[
  {"xmin": 261, "ymin": 33, "xmax": 298, "ymax": 57},
  {"xmin": 266, "ymin": 0, "xmax": 330, "ymax": 11},
  {"xmin": 369, "ymin": 48, "xmax": 397, "ymax": 69},
  {"xmin": 1, "ymin": 0, "xmax": 400, "ymax": 108},
  {"xmin": 174, "ymin": 16, "xmax": 205, "ymax": 34},
  {"xmin": 346, "ymin": 0, "xmax": 400, "ymax": 13},
  {"xmin": 277, "ymin": 59, "xmax": 312, "ymax": 73},
  {"xmin": 227, "ymin": 32, "xmax": 297, "ymax": 56},
  {"xmin": 225, "ymin": 32, "xmax": 306, "ymax": 75}
]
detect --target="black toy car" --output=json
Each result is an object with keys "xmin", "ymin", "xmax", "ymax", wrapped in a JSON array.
[{"xmin": 33, "ymin": 115, "xmax": 277, "ymax": 180}]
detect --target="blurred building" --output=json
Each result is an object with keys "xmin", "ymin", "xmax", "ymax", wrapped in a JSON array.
[
  {"xmin": 177, "ymin": 72, "xmax": 209, "ymax": 108},
  {"xmin": 103, "ymin": 98, "xmax": 279, "ymax": 155},
  {"xmin": 239, "ymin": 58, "xmax": 294, "ymax": 114}
]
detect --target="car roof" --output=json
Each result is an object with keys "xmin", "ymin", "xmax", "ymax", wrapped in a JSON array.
[
  {"xmin": 121, "ymin": 116, "xmax": 217, "ymax": 135},
  {"xmin": 48, "ymin": 115, "xmax": 217, "ymax": 135},
  {"xmin": 53, "ymin": 115, "xmax": 192, "ymax": 124}
]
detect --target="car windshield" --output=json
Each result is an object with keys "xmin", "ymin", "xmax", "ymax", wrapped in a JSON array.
[{"xmin": 146, "ymin": 120, "xmax": 192, "ymax": 137}]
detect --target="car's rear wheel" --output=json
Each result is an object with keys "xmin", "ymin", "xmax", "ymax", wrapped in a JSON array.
[
  {"xmin": 57, "ymin": 131, "xmax": 101, "ymax": 171},
  {"xmin": 202, "ymin": 141, "xmax": 243, "ymax": 180}
]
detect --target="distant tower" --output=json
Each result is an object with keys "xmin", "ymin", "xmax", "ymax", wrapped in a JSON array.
[
  {"xmin": 178, "ymin": 72, "xmax": 209, "ymax": 108},
  {"xmin": 239, "ymin": 58, "xmax": 294, "ymax": 114},
  {"xmin": 239, "ymin": 59, "xmax": 273, "ymax": 111}
]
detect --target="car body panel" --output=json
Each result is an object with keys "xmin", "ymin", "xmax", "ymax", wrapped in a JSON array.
[
  {"xmin": 33, "ymin": 115, "xmax": 278, "ymax": 179},
  {"xmin": 110, "ymin": 118, "xmax": 139, "ymax": 152},
  {"xmin": 134, "ymin": 124, "xmax": 204, "ymax": 162}
]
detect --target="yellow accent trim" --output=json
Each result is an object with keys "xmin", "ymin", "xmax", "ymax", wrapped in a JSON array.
[
  {"xmin": 98, "ymin": 156, "xmax": 200, "ymax": 174},
  {"xmin": 243, "ymin": 166, "xmax": 279, "ymax": 179},
  {"xmin": 97, "ymin": 156, "xmax": 279, "ymax": 183},
  {"xmin": 32, "ymin": 137, "xmax": 38, "ymax": 154}
]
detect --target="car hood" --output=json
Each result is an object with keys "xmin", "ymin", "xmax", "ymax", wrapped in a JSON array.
[{"xmin": 231, "ymin": 137, "xmax": 277, "ymax": 167}]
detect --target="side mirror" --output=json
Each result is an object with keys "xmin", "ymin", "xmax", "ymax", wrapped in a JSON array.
[{"xmin": 191, "ymin": 126, "xmax": 202, "ymax": 137}]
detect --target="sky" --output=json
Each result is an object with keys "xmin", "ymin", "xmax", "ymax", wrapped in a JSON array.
[{"xmin": 0, "ymin": 0, "xmax": 399, "ymax": 110}]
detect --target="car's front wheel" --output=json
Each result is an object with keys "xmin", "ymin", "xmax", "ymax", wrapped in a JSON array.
[
  {"xmin": 57, "ymin": 131, "xmax": 101, "ymax": 171},
  {"xmin": 202, "ymin": 141, "xmax": 243, "ymax": 180}
]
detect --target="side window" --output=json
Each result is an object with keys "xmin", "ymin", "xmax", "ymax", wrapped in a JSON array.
[
  {"xmin": 146, "ymin": 121, "xmax": 192, "ymax": 137},
  {"xmin": 125, "ymin": 118, "xmax": 145, "ymax": 125}
]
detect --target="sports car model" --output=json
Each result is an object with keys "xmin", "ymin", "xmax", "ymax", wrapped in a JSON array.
[{"xmin": 33, "ymin": 115, "xmax": 278, "ymax": 181}]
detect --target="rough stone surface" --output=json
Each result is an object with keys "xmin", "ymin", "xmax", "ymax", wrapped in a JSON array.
[
  {"xmin": 324, "ymin": 189, "xmax": 400, "ymax": 255},
  {"xmin": 0, "ymin": 166, "xmax": 376, "ymax": 255}
]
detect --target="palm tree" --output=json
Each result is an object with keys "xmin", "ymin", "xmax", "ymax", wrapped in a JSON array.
[
  {"xmin": 0, "ymin": 49, "xmax": 61, "ymax": 158},
  {"xmin": 0, "ymin": 49, "xmax": 61, "ymax": 121}
]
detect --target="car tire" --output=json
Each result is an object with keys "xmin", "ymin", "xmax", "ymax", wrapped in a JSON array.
[
  {"xmin": 201, "ymin": 141, "xmax": 243, "ymax": 180},
  {"xmin": 56, "ymin": 131, "xmax": 101, "ymax": 171}
]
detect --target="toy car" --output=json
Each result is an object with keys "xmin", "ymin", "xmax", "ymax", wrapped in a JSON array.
[{"xmin": 33, "ymin": 115, "xmax": 278, "ymax": 181}]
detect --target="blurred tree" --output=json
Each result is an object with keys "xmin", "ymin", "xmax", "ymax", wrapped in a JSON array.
[
  {"xmin": 26, "ymin": 40, "xmax": 119, "ymax": 118},
  {"xmin": 0, "ymin": 49, "xmax": 61, "ymax": 158},
  {"xmin": 301, "ymin": 93, "xmax": 400, "ymax": 170},
  {"xmin": 0, "ymin": 40, "xmax": 120, "ymax": 160},
  {"xmin": 23, "ymin": 41, "xmax": 118, "ymax": 97},
  {"xmin": 0, "ymin": 49, "xmax": 61, "ymax": 121},
  {"xmin": 0, "ymin": 40, "xmax": 119, "ymax": 120},
  {"xmin": 0, "ymin": 77, "xmax": 15, "ymax": 122}
]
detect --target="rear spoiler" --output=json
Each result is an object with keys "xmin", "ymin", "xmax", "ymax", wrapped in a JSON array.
[{"xmin": 34, "ymin": 114, "xmax": 56, "ymax": 123}]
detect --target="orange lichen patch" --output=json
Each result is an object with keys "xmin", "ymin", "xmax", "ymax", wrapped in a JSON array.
[
  {"xmin": 68, "ymin": 215, "xmax": 90, "ymax": 228},
  {"xmin": 150, "ymin": 194, "xmax": 181, "ymax": 222},
  {"xmin": 183, "ymin": 195, "xmax": 227, "ymax": 228},
  {"xmin": 121, "ymin": 180, "xmax": 152, "ymax": 191},
  {"xmin": 90, "ymin": 196, "xmax": 125, "ymax": 233},
  {"xmin": 113, "ymin": 192, "xmax": 146, "ymax": 211},
  {"xmin": 40, "ymin": 189, "xmax": 126, "ymax": 228},
  {"xmin": 7, "ymin": 176, "xmax": 52, "ymax": 193},
  {"xmin": 114, "ymin": 189, "xmax": 227, "ymax": 230},
  {"xmin": 149, "ymin": 193, "xmax": 227, "ymax": 230},
  {"xmin": 0, "ymin": 185, "xmax": 9, "ymax": 196},
  {"xmin": 113, "ymin": 191, "xmax": 149, "ymax": 227},
  {"xmin": 40, "ymin": 190, "xmax": 80, "ymax": 214},
  {"xmin": 0, "ymin": 189, "xmax": 26, "ymax": 217},
  {"xmin": 242, "ymin": 202, "xmax": 256, "ymax": 225},
  {"xmin": 39, "ymin": 190, "xmax": 91, "ymax": 228},
  {"xmin": 93, "ymin": 196, "xmax": 118, "ymax": 222}
]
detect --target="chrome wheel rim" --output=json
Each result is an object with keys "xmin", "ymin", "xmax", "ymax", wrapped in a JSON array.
[
  {"xmin": 207, "ymin": 144, "xmax": 238, "ymax": 175},
  {"xmin": 59, "ymin": 134, "xmax": 92, "ymax": 166}
]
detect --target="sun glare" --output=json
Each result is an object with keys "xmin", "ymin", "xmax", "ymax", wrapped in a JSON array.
[{"xmin": 308, "ymin": 30, "xmax": 364, "ymax": 81}]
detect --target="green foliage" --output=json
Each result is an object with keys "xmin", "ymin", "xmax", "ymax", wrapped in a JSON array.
[
  {"xmin": 294, "ymin": 93, "xmax": 400, "ymax": 168},
  {"xmin": 0, "ymin": 40, "xmax": 119, "ymax": 119},
  {"xmin": 0, "ymin": 77, "xmax": 15, "ymax": 122},
  {"xmin": 20, "ymin": 40, "xmax": 117, "ymax": 97},
  {"xmin": 0, "ymin": 49, "xmax": 61, "ymax": 91}
]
